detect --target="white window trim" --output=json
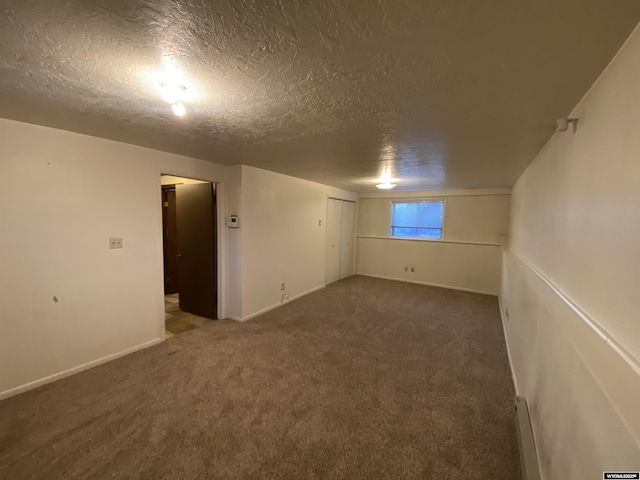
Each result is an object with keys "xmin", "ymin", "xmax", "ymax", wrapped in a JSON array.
[{"xmin": 389, "ymin": 198, "xmax": 447, "ymax": 241}]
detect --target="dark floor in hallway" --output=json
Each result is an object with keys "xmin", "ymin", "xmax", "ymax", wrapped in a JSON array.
[
  {"xmin": 164, "ymin": 293, "xmax": 212, "ymax": 338},
  {"xmin": 0, "ymin": 276, "xmax": 519, "ymax": 479}
]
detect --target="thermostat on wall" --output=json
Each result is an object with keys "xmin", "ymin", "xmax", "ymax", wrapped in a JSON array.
[{"xmin": 227, "ymin": 215, "xmax": 239, "ymax": 228}]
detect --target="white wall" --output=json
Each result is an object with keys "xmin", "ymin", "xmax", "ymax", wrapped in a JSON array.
[
  {"xmin": 356, "ymin": 189, "xmax": 510, "ymax": 295},
  {"xmin": 232, "ymin": 165, "xmax": 357, "ymax": 321},
  {"xmin": 0, "ymin": 118, "xmax": 227, "ymax": 398},
  {"xmin": 501, "ymin": 25, "xmax": 640, "ymax": 477},
  {"xmin": 225, "ymin": 165, "xmax": 243, "ymax": 320}
]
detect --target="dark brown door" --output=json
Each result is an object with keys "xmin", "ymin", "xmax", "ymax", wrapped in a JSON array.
[
  {"xmin": 162, "ymin": 187, "xmax": 180, "ymax": 294},
  {"xmin": 176, "ymin": 183, "xmax": 217, "ymax": 319}
]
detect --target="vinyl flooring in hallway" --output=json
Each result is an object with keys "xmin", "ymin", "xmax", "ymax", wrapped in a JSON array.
[{"xmin": 164, "ymin": 293, "xmax": 212, "ymax": 338}]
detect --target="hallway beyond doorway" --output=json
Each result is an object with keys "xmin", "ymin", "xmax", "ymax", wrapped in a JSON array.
[{"xmin": 164, "ymin": 294, "xmax": 211, "ymax": 338}]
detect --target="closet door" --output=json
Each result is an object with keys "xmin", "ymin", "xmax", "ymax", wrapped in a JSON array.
[
  {"xmin": 339, "ymin": 201, "xmax": 356, "ymax": 279},
  {"xmin": 325, "ymin": 198, "xmax": 342, "ymax": 285}
]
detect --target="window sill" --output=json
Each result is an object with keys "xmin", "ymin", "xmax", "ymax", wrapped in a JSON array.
[
  {"xmin": 357, "ymin": 235, "xmax": 503, "ymax": 247},
  {"xmin": 390, "ymin": 235, "xmax": 444, "ymax": 242}
]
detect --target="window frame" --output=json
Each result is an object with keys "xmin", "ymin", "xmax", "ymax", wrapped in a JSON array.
[{"xmin": 389, "ymin": 199, "xmax": 447, "ymax": 241}]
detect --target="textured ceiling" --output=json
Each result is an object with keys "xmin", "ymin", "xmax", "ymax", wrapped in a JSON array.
[{"xmin": 1, "ymin": 1, "xmax": 639, "ymax": 192}]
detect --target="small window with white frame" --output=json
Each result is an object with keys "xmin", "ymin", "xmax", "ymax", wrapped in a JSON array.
[{"xmin": 390, "ymin": 200, "xmax": 445, "ymax": 239}]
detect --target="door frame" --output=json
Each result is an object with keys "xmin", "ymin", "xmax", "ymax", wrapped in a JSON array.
[
  {"xmin": 325, "ymin": 195, "xmax": 358, "ymax": 284},
  {"xmin": 155, "ymin": 169, "xmax": 227, "ymax": 338}
]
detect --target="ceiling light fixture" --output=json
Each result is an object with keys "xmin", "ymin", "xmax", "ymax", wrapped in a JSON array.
[
  {"xmin": 375, "ymin": 164, "xmax": 397, "ymax": 189},
  {"xmin": 171, "ymin": 102, "xmax": 186, "ymax": 117},
  {"xmin": 160, "ymin": 83, "xmax": 188, "ymax": 116},
  {"xmin": 157, "ymin": 58, "xmax": 190, "ymax": 117},
  {"xmin": 160, "ymin": 83, "xmax": 187, "ymax": 105}
]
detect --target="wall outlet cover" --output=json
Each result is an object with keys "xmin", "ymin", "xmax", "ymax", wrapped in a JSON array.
[{"xmin": 109, "ymin": 237, "xmax": 123, "ymax": 249}]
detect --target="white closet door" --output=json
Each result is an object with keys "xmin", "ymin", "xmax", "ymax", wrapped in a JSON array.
[
  {"xmin": 339, "ymin": 201, "xmax": 356, "ymax": 279},
  {"xmin": 325, "ymin": 198, "xmax": 342, "ymax": 285}
]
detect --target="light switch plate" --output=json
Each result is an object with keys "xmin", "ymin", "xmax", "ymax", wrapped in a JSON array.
[
  {"xmin": 109, "ymin": 237, "xmax": 123, "ymax": 249},
  {"xmin": 227, "ymin": 215, "xmax": 239, "ymax": 228}
]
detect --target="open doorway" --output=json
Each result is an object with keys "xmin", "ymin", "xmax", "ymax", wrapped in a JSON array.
[{"xmin": 161, "ymin": 175, "xmax": 218, "ymax": 338}]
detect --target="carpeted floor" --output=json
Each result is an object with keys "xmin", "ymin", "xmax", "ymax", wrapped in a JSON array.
[{"xmin": 0, "ymin": 276, "xmax": 519, "ymax": 479}]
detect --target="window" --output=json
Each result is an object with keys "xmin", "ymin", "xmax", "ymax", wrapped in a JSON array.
[{"xmin": 391, "ymin": 201, "xmax": 444, "ymax": 239}]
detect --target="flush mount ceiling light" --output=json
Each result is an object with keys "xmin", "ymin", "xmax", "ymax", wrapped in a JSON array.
[
  {"xmin": 375, "ymin": 164, "xmax": 398, "ymax": 189},
  {"xmin": 155, "ymin": 57, "xmax": 192, "ymax": 117},
  {"xmin": 171, "ymin": 102, "xmax": 186, "ymax": 117},
  {"xmin": 160, "ymin": 83, "xmax": 187, "ymax": 105},
  {"xmin": 160, "ymin": 83, "xmax": 188, "ymax": 117}
]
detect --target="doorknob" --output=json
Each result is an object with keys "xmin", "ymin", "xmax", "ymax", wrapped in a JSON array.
[{"xmin": 176, "ymin": 253, "xmax": 182, "ymax": 259}]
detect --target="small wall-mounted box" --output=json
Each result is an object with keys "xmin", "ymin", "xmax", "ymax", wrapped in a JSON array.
[{"xmin": 227, "ymin": 215, "xmax": 239, "ymax": 228}]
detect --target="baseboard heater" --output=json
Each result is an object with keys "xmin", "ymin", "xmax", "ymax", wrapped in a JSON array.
[{"xmin": 515, "ymin": 396, "xmax": 542, "ymax": 480}]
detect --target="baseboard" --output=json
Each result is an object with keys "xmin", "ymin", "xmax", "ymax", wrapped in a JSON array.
[
  {"xmin": 498, "ymin": 294, "xmax": 519, "ymax": 396},
  {"xmin": 515, "ymin": 396, "xmax": 542, "ymax": 480},
  {"xmin": 235, "ymin": 285, "xmax": 326, "ymax": 322},
  {"xmin": 0, "ymin": 337, "xmax": 164, "ymax": 400},
  {"xmin": 355, "ymin": 273, "xmax": 497, "ymax": 296}
]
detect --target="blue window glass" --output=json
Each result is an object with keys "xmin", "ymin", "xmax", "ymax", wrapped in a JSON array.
[{"xmin": 391, "ymin": 201, "xmax": 444, "ymax": 239}]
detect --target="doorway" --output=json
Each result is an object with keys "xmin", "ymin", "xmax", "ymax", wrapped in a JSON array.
[
  {"xmin": 325, "ymin": 198, "xmax": 357, "ymax": 285},
  {"xmin": 161, "ymin": 174, "xmax": 218, "ymax": 337}
]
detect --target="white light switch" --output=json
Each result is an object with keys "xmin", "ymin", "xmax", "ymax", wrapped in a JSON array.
[{"xmin": 109, "ymin": 237, "xmax": 123, "ymax": 249}]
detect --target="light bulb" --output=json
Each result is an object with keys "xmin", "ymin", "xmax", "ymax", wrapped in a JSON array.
[
  {"xmin": 172, "ymin": 102, "xmax": 186, "ymax": 117},
  {"xmin": 160, "ymin": 83, "xmax": 186, "ymax": 104},
  {"xmin": 376, "ymin": 182, "xmax": 396, "ymax": 190}
]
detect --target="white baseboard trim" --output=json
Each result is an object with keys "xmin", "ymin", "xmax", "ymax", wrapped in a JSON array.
[
  {"xmin": 0, "ymin": 337, "xmax": 164, "ymax": 400},
  {"xmin": 234, "ymin": 285, "xmax": 326, "ymax": 322},
  {"xmin": 355, "ymin": 273, "xmax": 497, "ymax": 296},
  {"xmin": 225, "ymin": 315, "xmax": 242, "ymax": 322},
  {"xmin": 497, "ymin": 294, "xmax": 519, "ymax": 396}
]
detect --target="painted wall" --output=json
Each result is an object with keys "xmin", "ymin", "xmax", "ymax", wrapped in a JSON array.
[
  {"xmin": 501, "ymin": 25, "xmax": 640, "ymax": 477},
  {"xmin": 356, "ymin": 189, "xmax": 510, "ymax": 295},
  {"xmin": 0, "ymin": 118, "xmax": 227, "ymax": 398},
  {"xmin": 225, "ymin": 165, "xmax": 243, "ymax": 320},
  {"xmin": 232, "ymin": 165, "xmax": 357, "ymax": 321}
]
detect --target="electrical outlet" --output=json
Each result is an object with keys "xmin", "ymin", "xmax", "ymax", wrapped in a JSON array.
[
  {"xmin": 109, "ymin": 237, "xmax": 123, "ymax": 249},
  {"xmin": 404, "ymin": 266, "xmax": 408, "ymax": 272},
  {"xmin": 411, "ymin": 267, "xmax": 415, "ymax": 272},
  {"xmin": 281, "ymin": 283, "xmax": 286, "ymax": 291},
  {"xmin": 318, "ymin": 219, "xmax": 322, "ymax": 226},
  {"xmin": 505, "ymin": 308, "xmax": 510, "ymax": 321}
]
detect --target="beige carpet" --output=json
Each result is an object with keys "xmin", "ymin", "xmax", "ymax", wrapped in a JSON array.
[{"xmin": 0, "ymin": 276, "xmax": 519, "ymax": 479}]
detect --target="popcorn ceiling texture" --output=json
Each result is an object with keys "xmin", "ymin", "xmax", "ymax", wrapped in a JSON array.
[{"xmin": 0, "ymin": 0, "xmax": 639, "ymax": 192}]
